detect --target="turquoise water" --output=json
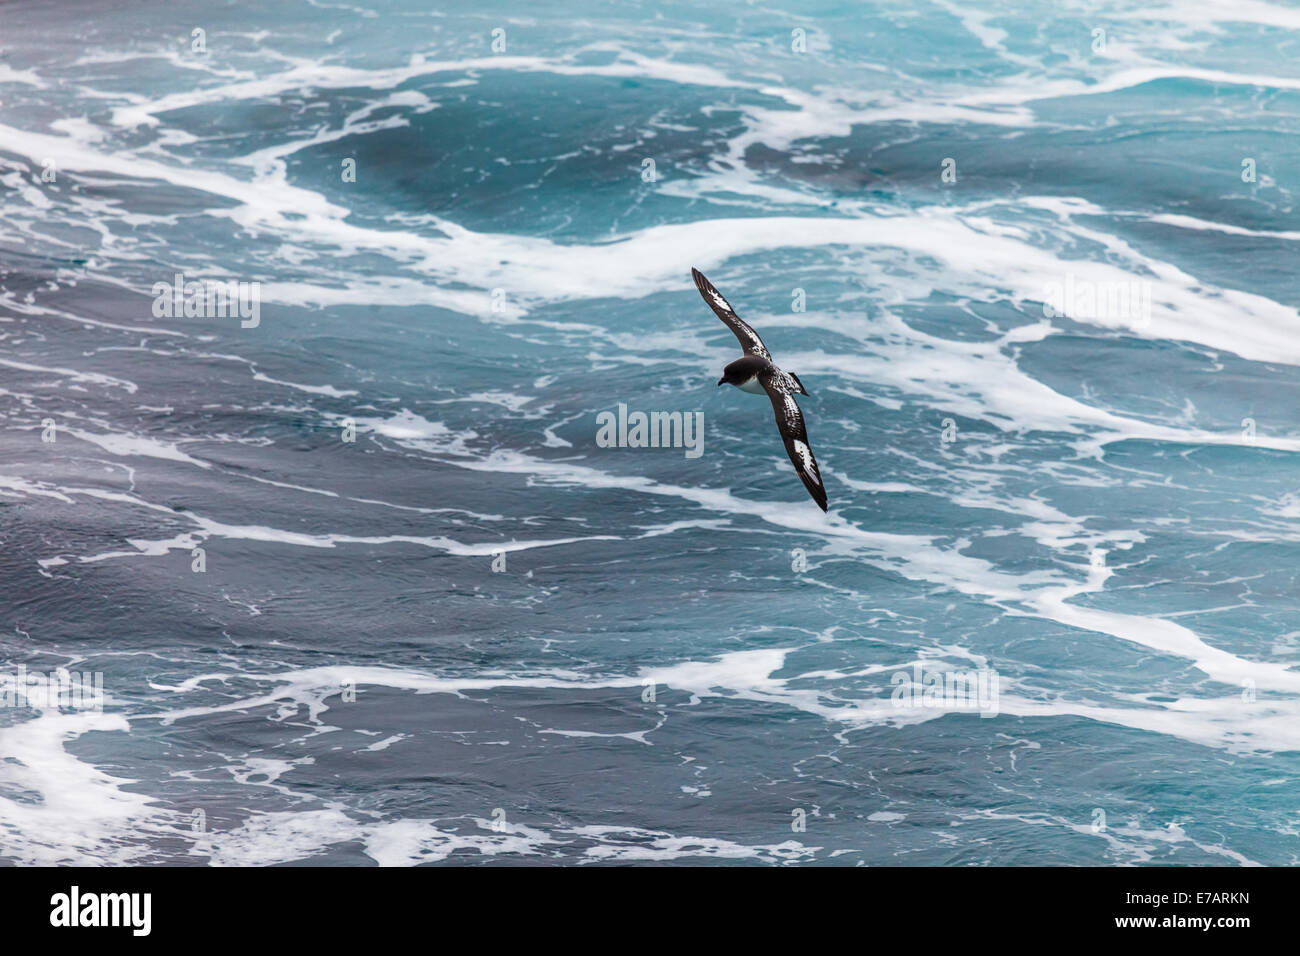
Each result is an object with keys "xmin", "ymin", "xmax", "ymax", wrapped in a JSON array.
[{"xmin": 1, "ymin": 0, "xmax": 1299, "ymax": 864}]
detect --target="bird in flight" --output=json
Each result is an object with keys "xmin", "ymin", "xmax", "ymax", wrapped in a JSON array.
[{"xmin": 692, "ymin": 267, "xmax": 827, "ymax": 512}]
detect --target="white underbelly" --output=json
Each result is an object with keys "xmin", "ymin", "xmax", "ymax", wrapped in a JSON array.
[{"xmin": 738, "ymin": 376, "xmax": 766, "ymax": 394}]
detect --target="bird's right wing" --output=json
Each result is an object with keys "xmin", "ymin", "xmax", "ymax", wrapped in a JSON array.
[
  {"xmin": 691, "ymin": 268, "xmax": 770, "ymax": 360},
  {"xmin": 758, "ymin": 368, "xmax": 827, "ymax": 512}
]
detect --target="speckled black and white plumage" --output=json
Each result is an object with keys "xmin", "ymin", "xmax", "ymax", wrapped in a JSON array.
[
  {"xmin": 693, "ymin": 267, "xmax": 770, "ymax": 360},
  {"xmin": 758, "ymin": 366, "xmax": 827, "ymax": 512},
  {"xmin": 694, "ymin": 268, "xmax": 827, "ymax": 512}
]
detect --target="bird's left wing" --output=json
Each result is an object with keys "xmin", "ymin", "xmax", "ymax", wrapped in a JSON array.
[
  {"xmin": 691, "ymin": 267, "xmax": 770, "ymax": 359},
  {"xmin": 758, "ymin": 367, "xmax": 827, "ymax": 512}
]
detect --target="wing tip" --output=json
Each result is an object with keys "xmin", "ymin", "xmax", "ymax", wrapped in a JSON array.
[{"xmin": 807, "ymin": 481, "xmax": 828, "ymax": 512}]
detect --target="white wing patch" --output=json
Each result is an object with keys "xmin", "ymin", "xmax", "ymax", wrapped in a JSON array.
[
  {"xmin": 694, "ymin": 271, "xmax": 768, "ymax": 358},
  {"xmin": 792, "ymin": 439, "xmax": 820, "ymax": 485}
]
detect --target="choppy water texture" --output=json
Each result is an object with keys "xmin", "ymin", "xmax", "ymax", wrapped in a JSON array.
[{"xmin": 2, "ymin": 0, "xmax": 1300, "ymax": 865}]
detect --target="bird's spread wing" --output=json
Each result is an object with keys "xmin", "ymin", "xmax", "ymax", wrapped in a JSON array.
[
  {"xmin": 691, "ymin": 268, "xmax": 769, "ymax": 360},
  {"xmin": 758, "ymin": 367, "xmax": 827, "ymax": 512}
]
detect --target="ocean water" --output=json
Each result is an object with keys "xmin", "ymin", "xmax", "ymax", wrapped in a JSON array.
[{"xmin": 2, "ymin": 0, "xmax": 1300, "ymax": 866}]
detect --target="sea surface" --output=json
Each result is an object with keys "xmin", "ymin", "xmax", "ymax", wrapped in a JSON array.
[{"xmin": 2, "ymin": 0, "xmax": 1300, "ymax": 865}]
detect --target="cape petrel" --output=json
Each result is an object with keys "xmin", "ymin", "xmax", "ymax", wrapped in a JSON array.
[{"xmin": 692, "ymin": 267, "xmax": 827, "ymax": 512}]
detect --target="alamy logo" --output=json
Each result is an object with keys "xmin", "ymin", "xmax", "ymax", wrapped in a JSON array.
[
  {"xmin": 595, "ymin": 403, "xmax": 704, "ymax": 458},
  {"xmin": 891, "ymin": 664, "xmax": 1000, "ymax": 717},
  {"xmin": 49, "ymin": 886, "xmax": 151, "ymax": 936},
  {"xmin": 151, "ymin": 272, "xmax": 261, "ymax": 328},
  {"xmin": 1042, "ymin": 273, "xmax": 1151, "ymax": 327},
  {"xmin": 2, "ymin": 666, "xmax": 103, "ymax": 711}
]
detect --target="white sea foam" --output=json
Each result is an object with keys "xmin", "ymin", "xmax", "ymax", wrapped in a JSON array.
[
  {"xmin": 60, "ymin": 427, "xmax": 210, "ymax": 468},
  {"xmin": 0, "ymin": 357, "xmax": 138, "ymax": 392},
  {"xmin": 7, "ymin": 56, "xmax": 1300, "ymax": 375},
  {"xmin": 0, "ymin": 670, "xmax": 175, "ymax": 865}
]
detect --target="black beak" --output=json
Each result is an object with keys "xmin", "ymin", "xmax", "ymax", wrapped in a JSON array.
[{"xmin": 717, "ymin": 378, "xmax": 726, "ymax": 386}]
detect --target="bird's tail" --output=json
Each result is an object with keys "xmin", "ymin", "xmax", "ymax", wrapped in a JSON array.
[{"xmin": 789, "ymin": 373, "xmax": 809, "ymax": 396}]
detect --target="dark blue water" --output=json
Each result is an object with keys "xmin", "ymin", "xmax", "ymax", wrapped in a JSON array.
[{"xmin": 2, "ymin": 0, "xmax": 1299, "ymax": 864}]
